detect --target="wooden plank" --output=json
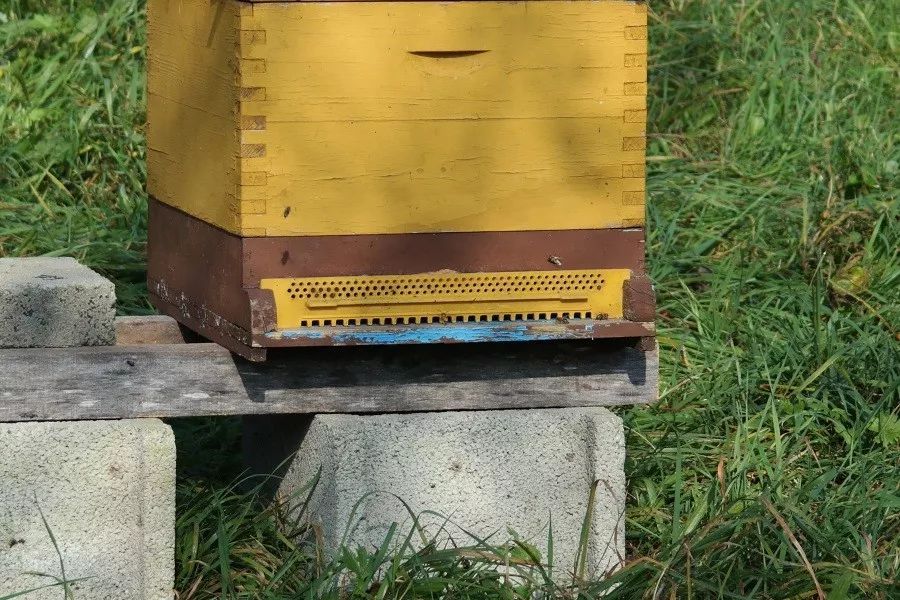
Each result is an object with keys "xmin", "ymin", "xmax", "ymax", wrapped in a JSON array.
[
  {"xmin": 0, "ymin": 341, "xmax": 657, "ymax": 422},
  {"xmin": 115, "ymin": 315, "xmax": 191, "ymax": 345}
]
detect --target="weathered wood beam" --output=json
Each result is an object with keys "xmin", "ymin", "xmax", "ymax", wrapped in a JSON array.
[
  {"xmin": 0, "ymin": 340, "xmax": 657, "ymax": 422},
  {"xmin": 115, "ymin": 315, "xmax": 192, "ymax": 345}
]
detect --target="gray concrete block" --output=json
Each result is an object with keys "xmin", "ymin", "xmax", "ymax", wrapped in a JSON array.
[
  {"xmin": 0, "ymin": 257, "xmax": 115, "ymax": 348},
  {"xmin": 245, "ymin": 408, "xmax": 625, "ymax": 581},
  {"xmin": 0, "ymin": 419, "xmax": 176, "ymax": 600}
]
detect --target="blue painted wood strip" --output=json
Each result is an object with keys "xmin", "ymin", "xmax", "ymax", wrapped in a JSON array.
[{"xmin": 263, "ymin": 319, "xmax": 653, "ymax": 347}]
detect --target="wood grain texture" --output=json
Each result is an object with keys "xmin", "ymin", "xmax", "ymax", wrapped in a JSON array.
[
  {"xmin": 146, "ymin": 0, "xmax": 241, "ymax": 231},
  {"xmin": 147, "ymin": 0, "xmax": 648, "ymax": 237},
  {"xmin": 247, "ymin": 118, "xmax": 647, "ymax": 236},
  {"xmin": 115, "ymin": 315, "xmax": 191, "ymax": 345},
  {"xmin": 242, "ymin": 0, "xmax": 647, "ymax": 236},
  {"xmin": 0, "ymin": 341, "xmax": 657, "ymax": 421}
]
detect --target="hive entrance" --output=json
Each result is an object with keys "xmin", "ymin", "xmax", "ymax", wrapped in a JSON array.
[{"xmin": 261, "ymin": 269, "xmax": 630, "ymax": 329}]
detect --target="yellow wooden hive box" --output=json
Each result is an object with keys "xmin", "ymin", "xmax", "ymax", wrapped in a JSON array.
[{"xmin": 146, "ymin": 0, "xmax": 654, "ymax": 360}]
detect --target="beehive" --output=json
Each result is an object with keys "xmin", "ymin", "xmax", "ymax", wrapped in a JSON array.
[{"xmin": 146, "ymin": 0, "xmax": 655, "ymax": 360}]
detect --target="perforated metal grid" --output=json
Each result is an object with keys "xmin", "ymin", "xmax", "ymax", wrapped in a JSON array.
[{"xmin": 260, "ymin": 269, "xmax": 630, "ymax": 329}]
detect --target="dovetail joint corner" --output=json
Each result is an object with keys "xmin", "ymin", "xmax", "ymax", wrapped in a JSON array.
[
  {"xmin": 240, "ymin": 115, "xmax": 267, "ymax": 131},
  {"xmin": 624, "ymin": 26, "xmax": 648, "ymax": 40},
  {"xmin": 624, "ymin": 82, "xmax": 648, "ymax": 96},
  {"xmin": 239, "ymin": 30, "xmax": 267, "ymax": 46},
  {"xmin": 623, "ymin": 137, "xmax": 647, "ymax": 151},
  {"xmin": 240, "ymin": 87, "xmax": 266, "ymax": 102},
  {"xmin": 240, "ymin": 144, "xmax": 267, "ymax": 159},
  {"xmin": 624, "ymin": 53, "xmax": 648, "ymax": 67},
  {"xmin": 624, "ymin": 109, "xmax": 647, "ymax": 123},
  {"xmin": 623, "ymin": 191, "xmax": 645, "ymax": 206},
  {"xmin": 623, "ymin": 164, "xmax": 646, "ymax": 178}
]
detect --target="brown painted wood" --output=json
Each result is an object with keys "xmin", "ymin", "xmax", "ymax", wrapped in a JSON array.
[
  {"xmin": 149, "ymin": 198, "xmax": 647, "ymax": 286},
  {"xmin": 0, "ymin": 340, "xmax": 657, "ymax": 421},
  {"xmin": 147, "ymin": 199, "xmax": 655, "ymax": 360}
]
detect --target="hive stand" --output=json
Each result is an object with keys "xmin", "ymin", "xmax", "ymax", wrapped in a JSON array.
[
  {"xmin": 0, "ymin": 258, "xmax": 657, "ymax": 591},
  {"xmin": 244, "ymin": 408, "xmax": 630, "ymax": 580},
  {"xmin": 0, "ymin": 258, "xmax": 175, "ymax": 600}
]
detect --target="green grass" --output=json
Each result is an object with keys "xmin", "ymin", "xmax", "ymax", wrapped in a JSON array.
[{"xmin": 1, "ymin": 0, "xmax": 898, "ymax": 598}]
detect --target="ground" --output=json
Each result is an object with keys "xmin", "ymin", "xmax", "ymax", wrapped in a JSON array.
[{"xmin": 0, "ymin": 0, "xmax": 898, "ymax": 598}]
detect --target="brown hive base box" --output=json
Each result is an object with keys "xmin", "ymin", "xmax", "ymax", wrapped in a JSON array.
[{"xmin": 147, "ymin": 199, "xmax": 655, "ymax": 361}]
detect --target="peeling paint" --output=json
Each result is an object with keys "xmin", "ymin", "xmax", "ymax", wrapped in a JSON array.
[{"xmin": 265, "ymin": 319, "xmax": 653, "ymax": 346}]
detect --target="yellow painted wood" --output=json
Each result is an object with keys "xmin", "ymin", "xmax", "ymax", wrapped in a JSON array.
[
  {"xmin": 147, "ymin": 0, "xmax": 648, "ymax": 237},
  {"xmin": 146, "ymin": 0, "xmax": 242, "ymax": 232},
  {"xmin": 247, "ymin": 117, "xmax": 646, "ymax": 235},
  {"xmin": 260, "ymin": 269, "xmax": 631, "ymax": 328}
]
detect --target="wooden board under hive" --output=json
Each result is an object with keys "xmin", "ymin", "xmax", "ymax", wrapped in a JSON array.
[{"xmin": 146, "ymin": 0, "xmax": 655, "ymax": 361}]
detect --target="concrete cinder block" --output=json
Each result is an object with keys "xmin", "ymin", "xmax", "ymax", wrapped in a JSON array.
[
  {"xmin": 0, "ymin": 257, "xmax": 115, "ymax": 348},
  {"xmin": 245, "ymin": 408, "xmax": 626, "ymax": 580},
  {"xmin": 0, "ymin": 419, "xmax": 176, "ymax": 600}
]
